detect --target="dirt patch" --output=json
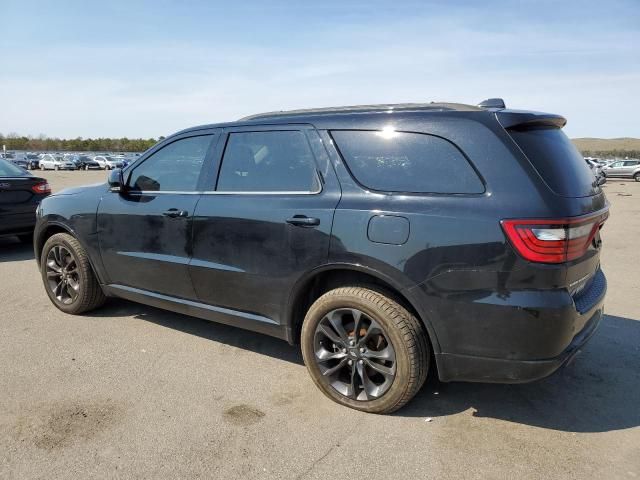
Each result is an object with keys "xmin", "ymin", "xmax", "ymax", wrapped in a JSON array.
[
  {"xmin": 223, "ymin": 404, "xmax": 265, "ymax": 426},
  {"xmin": 13, "ymin": 399, "xmax": 122, "ymax": 450}
]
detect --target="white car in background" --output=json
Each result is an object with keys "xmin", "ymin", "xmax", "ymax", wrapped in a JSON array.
[
  {"xmin": 39, "ymin": 154, "xmax": 76, "ymax": 171},
  {"xmin": 93, "ymin": 155, "xmax": 126, "ymax": 170}
]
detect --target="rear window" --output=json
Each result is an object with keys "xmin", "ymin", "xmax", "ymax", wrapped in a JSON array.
[
  {"xmin": 330, "ymin": 130, "xmax": 483, "ymax": 194},
  {"xmin": 507, "ymin": 127, "xmax": 598, "ymax": 197},
  {"xmin": 0, "ymin": 159, "xmax": 27, "ymax": 176}
]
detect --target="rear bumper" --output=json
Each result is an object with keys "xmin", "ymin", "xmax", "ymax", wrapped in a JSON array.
[
  {"xmin": 436, "ymin": 306, "xmax": 603, "ymax": 383},
  {"xmin": 431, "ymin": 268, "xmax": 607, "ymax": 383},
  {"xmin": 0, "ymin": 212, "xmax": 37, "ymax": 236}
]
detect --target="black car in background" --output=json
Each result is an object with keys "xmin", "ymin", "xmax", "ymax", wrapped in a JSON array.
[
  {"xmin": 24, "ymin": 153, "xmax": 41, "ymax": 170},
  {"xmin": 0, "ymin": 159, "xmax": 51, "ymax": 242},
  {"xmin": 33, "ymin": 99, "xmax": 608, "ymax": 413},
  {"xmin": 64, "ymin": 154, "xmax": 102, "ymax": 170},
  {"xmin": 11, "ymin": 157, "xmax": 30, "ymax": 169}
]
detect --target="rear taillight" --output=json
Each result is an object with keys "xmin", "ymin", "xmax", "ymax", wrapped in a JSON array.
[
  {"xmin": 501, "ymin": 209, "xmax": 608, "ymax": 264},
  {"xmin": 32, "ymin": 182, "xmax": 51, "ymax": 194}
]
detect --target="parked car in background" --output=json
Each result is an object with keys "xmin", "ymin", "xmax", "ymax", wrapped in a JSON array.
[
  {"xmin": 34, "ymin": 99, "xmax": 608, "ymax": 414},
  {"xmin": 93, "ymin": 155, "xmax": 125, "ymax": 170},
  {"xmin": 585, "ymin": 158, "xmax": 606, "ymax": 185},
  {"xmin": 64, "ymin": 154, "xmax": 102, "ymax": 170},
  {"xmin": 10, "ymin": 157, "xmax": 30, "ymax": 169},
  {"xmin": 602, "ymin": 159, "xmax": 640, "ymax": 181},
  {"xmin": 0, "ymin": 159, "xmax": 51, "ymax": 242},
  {"xmin": 39, "ymin": 154, "xmax": 76, "ymax": 171},
  {"xmin": 24, "ymin": 153, "xmax": 41, "ymax": 170}
]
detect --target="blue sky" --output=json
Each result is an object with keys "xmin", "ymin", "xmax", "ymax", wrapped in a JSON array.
[{"xmin": 1, "ymin": 0, "xmax": 638, "ymax": 138}]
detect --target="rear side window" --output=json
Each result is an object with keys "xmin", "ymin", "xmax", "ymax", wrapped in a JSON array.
[
  {"xmin": 217, "ymin": 131, "xmax": 319, "ymax": 192},
  {"xmin": 330, "ymin": 130, "xmax": 483, "ymax": 194},
  {"xmin": 507, "ymin": 127, "xmax": 597, "ymax": 197}
]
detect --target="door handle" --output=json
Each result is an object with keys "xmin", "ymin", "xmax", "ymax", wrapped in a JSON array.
[
  {"xmin": 163, "ymin": 208, "xmax": 188, "ymax": 218},
  {"xmin": 286, "ymin": 215, "xmax": 320, "ymax": 227}
]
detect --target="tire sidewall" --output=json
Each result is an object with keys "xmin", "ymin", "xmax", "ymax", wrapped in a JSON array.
[{"xmin": 301, "ymin": 290, "xmax": 415, "ymax": 413}]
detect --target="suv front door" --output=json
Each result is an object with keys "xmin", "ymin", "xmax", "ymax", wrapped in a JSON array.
[
  {"xmin": 189, "ymin": 126, "xmax": 341, "ymax": 329},
  {"xmin": 97, "ymin": 131, "xmax": 219, "ymax": 299}
]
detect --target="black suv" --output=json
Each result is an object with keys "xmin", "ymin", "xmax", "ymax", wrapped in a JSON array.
[{"xmin": 34, "ymin": 99, "xmax": 608, "ymax": 413}]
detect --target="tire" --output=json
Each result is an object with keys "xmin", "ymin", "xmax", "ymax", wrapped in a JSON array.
[
  {"xmin": 40, "ymin": 233, "xmax": 106, "ymax": 314},
  {"xmin": 301, "ymin": 286, "xmax": 430, "ymax": 414},
  {"xmin": 634, "ymin": 173, "xmax": 640, "ymax": 182}
]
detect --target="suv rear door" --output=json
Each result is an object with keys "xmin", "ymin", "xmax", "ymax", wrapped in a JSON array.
[{"xmin": 189, "ymin": 125, "xmax": 340, "ymax": 328}]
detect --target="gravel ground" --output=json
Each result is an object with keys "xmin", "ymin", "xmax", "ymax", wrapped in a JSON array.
[{"xmin": 1, "ymin": 171, "xmax": 638, "ymax": 479}]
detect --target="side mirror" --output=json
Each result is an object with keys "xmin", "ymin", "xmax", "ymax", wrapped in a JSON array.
[{"xmin": 108, "ymin": 168, "xmax": 125, "ymax": 192}]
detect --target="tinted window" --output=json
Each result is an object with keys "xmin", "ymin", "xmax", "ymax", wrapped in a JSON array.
[
  {"xmin": 330, "ymin": 130, "xmax": 483, "ymax": 194},
  {"xmin": 507, "ymin": 127, "xmax": 597, "ymax": 197},
  {"xmin": 217, "ymin": 131, "xmax": 319, "ymax": 192},
  {"xmin": 128, "ymin": 135, "xmax": 213, "ymax": 192},
  {"xmin": 624, "ymin": 161, "xmax": 639, "ymax": 167}
]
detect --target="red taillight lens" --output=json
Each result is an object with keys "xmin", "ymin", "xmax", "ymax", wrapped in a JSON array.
[
  {"xmin": 501, "ymin": 209, "xmax": 608, "ymax": 264},
  {"xmin": 32, "ymin": 182, "xmax": 51, "ymax": 194}
]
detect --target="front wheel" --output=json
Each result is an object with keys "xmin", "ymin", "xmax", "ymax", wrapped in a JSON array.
[
  {"xmin": 40, "ymin": 233, "xmax": 106, "ymax": 314},
  {"xmin": 301, "ymin": 286, "xmax": 430, "ymax": 414}
]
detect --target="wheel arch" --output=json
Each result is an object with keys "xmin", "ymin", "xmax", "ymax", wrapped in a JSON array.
[
  {"xmin": 285, "ymin": 264, "xmax": 441, "ymax": 354},
  {"xmin": 35, "ymin": 222, "xmax": 105, "ymax": 285}
]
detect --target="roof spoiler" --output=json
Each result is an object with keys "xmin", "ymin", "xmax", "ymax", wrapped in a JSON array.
[{"xmin": 497, "ymin": 110, "xmax": 567, "ymax": 130}]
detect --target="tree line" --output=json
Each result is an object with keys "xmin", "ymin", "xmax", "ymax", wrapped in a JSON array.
[{"xmin": 0, "ymin": 133, "xmax": 161, "ymax": 152}]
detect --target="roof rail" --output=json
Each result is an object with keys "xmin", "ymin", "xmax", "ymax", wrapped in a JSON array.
[{"xmin": 477, "ymin": 98, "xmax": 506, "ymax": 110}]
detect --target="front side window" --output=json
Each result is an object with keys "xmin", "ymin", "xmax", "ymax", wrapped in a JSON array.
[
  {"xmin": 128, "ymin": 135, "xmax": 213, "ymax": 192},
  {"xmin": 217, "ymin": 131, "xmax": 319, "ymax": 192},
  {"xmin": 331, "ymin": 130, "xmax": 484, "ymax": 194}
]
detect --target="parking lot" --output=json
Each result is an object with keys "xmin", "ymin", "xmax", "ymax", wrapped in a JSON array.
[{"xmin": 1, "ymin": 170, "xmax": 638, "ymax": 479}]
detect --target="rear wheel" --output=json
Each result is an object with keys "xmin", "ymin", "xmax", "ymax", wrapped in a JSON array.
[
  {"xmin": 634, "ymin": 173, "xmax": 640, "ymax": 182},
  {"xmin": 301, "ymin": 286, "xmax": 429, "ymax": 414},
  {"xmin": 40, "ymin": 233, "xmax": 106, "ymax": 314}
]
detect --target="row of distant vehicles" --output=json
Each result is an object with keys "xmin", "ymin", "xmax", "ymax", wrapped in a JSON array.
[
  {"xmin": 585, "ymin": 157, "xmax": 640, "ymax": 183},
  {"xmin": 0, "ymin": 152, "xmax": 141, "ymax": 171}
]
